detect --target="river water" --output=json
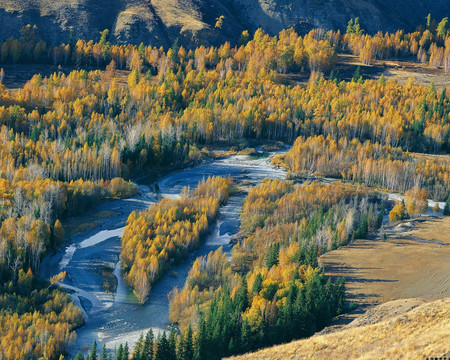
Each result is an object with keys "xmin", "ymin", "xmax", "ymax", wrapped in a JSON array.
[{"xmin": 41, "ymin": 152, "xmax": 287, "ymax": 357}]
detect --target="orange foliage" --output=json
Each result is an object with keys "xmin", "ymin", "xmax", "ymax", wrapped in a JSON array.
[{"xmin": 121, "ymin": 177, "xmax": 231, "ymax": 302}]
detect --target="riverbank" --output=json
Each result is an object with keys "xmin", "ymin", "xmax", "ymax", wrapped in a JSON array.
[{"xmin": 41, "ymin": 151, "xmax": 287, "ymax": 357}]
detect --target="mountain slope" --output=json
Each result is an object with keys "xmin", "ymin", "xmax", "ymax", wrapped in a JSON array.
[
  {"xmin": 0, "ymin": 0, "xmax": 449, "ymax": 47},
  {"xmin": 227, "ymin": 297, "xmax": 450, "ymax": 360}
]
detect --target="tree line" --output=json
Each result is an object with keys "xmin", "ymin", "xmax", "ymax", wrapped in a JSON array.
[
  {"xmin": 343, "ymin": 17, "xmax": 450, "ymax": 72},
  {"xmin": 276, "ymin": 134, "xmax": 449, "ymax": 201}
]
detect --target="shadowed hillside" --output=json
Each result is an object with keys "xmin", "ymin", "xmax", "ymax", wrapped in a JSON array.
[{"xmin": 0, "ymin": 0, "xmax": 449, "ymax": 47}]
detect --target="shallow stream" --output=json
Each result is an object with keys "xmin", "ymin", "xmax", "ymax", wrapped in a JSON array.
[{"xmin": 41, "ymin": 152, "xmax": 287, "ymax": 356}]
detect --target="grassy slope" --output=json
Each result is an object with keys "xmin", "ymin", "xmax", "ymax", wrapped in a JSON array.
[
  {"xmin": 321, "ymin": 216, "xmax": 450, "ymax": 311},
  {"xmin": 228, "ymin": 297, "xmax": 450, "ymax": 360}
]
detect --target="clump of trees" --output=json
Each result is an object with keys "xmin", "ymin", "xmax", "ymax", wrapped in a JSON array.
[
  {"xmin": 389, "ymin": 186, "xmax": 429, "ymax": 221},
  {"xmin": 343, "ymin": 16, "xmax": 450, "ymax": 72},
  {"xmin": 0, "ymin": 277, "xmax": 83, "ymax": 360},
  {"xmin": 121, "ymin": 177, "xmax": 232, "ymax": 303},
  {"xmin": 389, "ymin": 201, "xmax": 409, "ymax": 222},
  {"xmin": 404, "ymin": 186, "xmax": 428, "ymax": 215}
]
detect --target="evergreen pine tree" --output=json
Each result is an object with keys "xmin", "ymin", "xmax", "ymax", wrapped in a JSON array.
[
  {"xmin": 168, "ymin": 329, "xmax": 178, "ymax": 360},
  {"xmin": 443, "ymin": 196, "xmax": 450, "ymax": 215},
  {"xmin": 90, "ymin": 340, "xmax": 98, "ymax": 360},
  {"xmin": 352, "ymin": 66, "xmax": 362, "ymax": 82},
  {"xmin": 335, "ymin": 277, "xmax": 346, "ymax": 315},
  {"xmin": 235, "ymin": 277, "xmax": 249, "ymax": 312},
  {"xmin": 183, "ymin": 325, "xmax": 194, "ymax": 360},
  {"xmin": 355, "ymin": 213, "xmax": 368, "ymax": 239},
  {"xmin": 251, "ymin": 273, "xmax": 263, "ymax": 295},
  {"xmin": 282, "ymin": 286, "xmax": 295, "ymax": 340},
  {"xmin": 101, "ymin": 344, "xmax": 107, "ymax": 360},
  {"xmin": 134, "ymin": 333, "xmax": 144, "ymax": 360},
  {"xmin": 155, "ymin": 332, "xmax": 170, "ymax": 360},
  {"xmin": 117, "ymin": 344, "xmax": 124, "ymax": 360},
  {"xmin": 240, "ymin": 320, "xmax": 251, "ymax": 352},
  {"xmin": 142, "ymin": 329, "xmax": 154, "ymax": 360},
  {"xmin": 194, "ymin": 317, "xmax": 208, "ymax": 360},
  {"xmin": 177, "ymin": 332, "xmax": 186, "ymax": 360},
  {"xmin": 265, "ymin": 243, "xmax": 280, "ymax": 268},
  {"xmin": 293, "ymin": 286, "xmax": 307, "ymax": 339}
]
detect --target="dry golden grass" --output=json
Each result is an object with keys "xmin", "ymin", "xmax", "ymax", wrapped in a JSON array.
[
  {"xmin": 408, "ymin": 216, "xmax": 450, "ymax": 245},
  {"xmin": 321, "ymin": 216, "xmax": 450, "ymax": 310},
  {"xmin": 383, "ymin": 62, "xmax": 450, "ymax": 90},
  {"xmin": 410, "ymin": 152, "xmax": 450, "ymax": 164},
  {"xmin": 151, "ymin": 0, "xmax": 205, "ymax": 30},
  {"xmin": 339, "ymin": 54, "xmax": 450, "ymax": 89},
  {"xmin": 277, "ymin": 54, "xmax": 450, "ymax": 90},
  {"xmin": 229, "ymin": 297, "xmax": 450, "ymax": 360}
]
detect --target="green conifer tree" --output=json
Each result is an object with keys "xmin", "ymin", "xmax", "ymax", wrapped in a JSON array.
[
  {"xmin": 100, "ymin": 344, "xmax": 107, "ymax": 360},
  {"xmin": 251, "ymin": 273, "xmax": 263, "ymax": 295},
  {"xmin": 90, "ymin": 340, "xmax": 98, "ymax": 360},
  {"xmin": 142, "ymin": 329, "xmax": 154, "ymax": 360}
]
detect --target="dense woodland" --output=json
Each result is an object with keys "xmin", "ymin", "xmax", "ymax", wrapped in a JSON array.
[
  {"xmin": 162, "ymin": 181, "xmax": 382, "ymax": 359},
  {"xmin": 0, "ymin": 15, "xmax": 448, "ymax": 360},
  {"xmin": 0, "ymin": 280, "xmax": 83, "ymax": 360},
  {"xmin": 0, "ymin": 18, "xmax": 449, "ymax": 73}
]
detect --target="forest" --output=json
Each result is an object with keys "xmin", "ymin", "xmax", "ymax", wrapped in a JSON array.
[
  {"xmin": 77, "ymin": 180, "xmax": 382, "ymax": 360},
  {"xmin": 168, "ymin": 181, "xmax": 384, "ymax": 343},
  {"xmin": 0, "ymin": 14, "xmax": 447, "ymax": 360}
]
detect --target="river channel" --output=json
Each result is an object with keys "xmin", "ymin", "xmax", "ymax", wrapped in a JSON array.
[{"xmin": 40, "ymin": 152, "xmax": 287, "ymax": 356}]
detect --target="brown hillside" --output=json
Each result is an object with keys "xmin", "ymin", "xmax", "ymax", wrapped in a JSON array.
[{"xmin": 321, "ymin": 216, "xmax": 450, "ymax": 311}]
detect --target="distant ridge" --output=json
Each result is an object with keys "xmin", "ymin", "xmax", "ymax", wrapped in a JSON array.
[{"xmin": 0, "ymin": 0, "xmax": 449, "ymax": 48}]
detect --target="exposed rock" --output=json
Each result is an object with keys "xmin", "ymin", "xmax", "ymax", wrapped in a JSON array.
[{"xmin": 0, "ymin": 0, "xmax": 449, "ymax": 48}]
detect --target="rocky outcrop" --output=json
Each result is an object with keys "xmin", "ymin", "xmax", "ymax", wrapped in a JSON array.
[{"xmin": 0, "ymin": 0, "xmax": 449, "ymax": 48}]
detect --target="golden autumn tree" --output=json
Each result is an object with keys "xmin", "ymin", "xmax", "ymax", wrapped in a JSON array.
[{"xmin": 404, "ymin": 186, "xmax": 429, "ymax": 216}]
